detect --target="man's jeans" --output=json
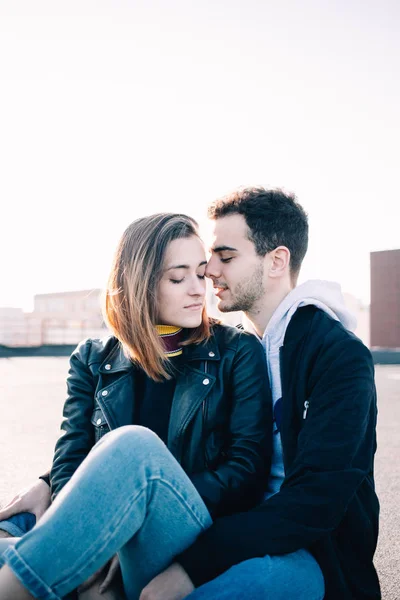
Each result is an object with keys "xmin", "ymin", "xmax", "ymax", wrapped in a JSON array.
[
  {"xmin": 0, "ymin": 426, "xmax": 324, "ymax": 600},
  {"xmin": 188, "ymin": 549, "xmax": 324, "ymax": 600}
]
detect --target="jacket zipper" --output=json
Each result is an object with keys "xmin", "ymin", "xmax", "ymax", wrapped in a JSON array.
[
  {"xmin": 202, "ymin": 360, "xmax": 208, "ymax": 420},
  {"xmin": 202, "ymin": 361, "xmax": 209, "ymax": 467},
  {"xmin": 303, "ymin": 400, "xmax": 310, "ymax": 420},
  {"xmin": 278, "ymin": 348, "xmax": 287, "ymax": 470}
]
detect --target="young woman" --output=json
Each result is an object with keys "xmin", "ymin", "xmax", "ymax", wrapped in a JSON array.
[{"xmin": 0, "ymin": 213, "xmax": 271, "ymax": 600}]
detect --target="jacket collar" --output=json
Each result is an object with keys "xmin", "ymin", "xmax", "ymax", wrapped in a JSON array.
[
  {"xmin": 182, "ymin": 334, "xmax": 220, "ymax": 362},
  {"xmin": 99, "ymin": 341, "xmax": 133, "ymax": 374},
  {"xmin": 168, "ymin": 364, "xmax": 216, "ymax": 460},
  {"xmin": 99, "ymin": 333, "xmax": 220, "ymax": 374}
]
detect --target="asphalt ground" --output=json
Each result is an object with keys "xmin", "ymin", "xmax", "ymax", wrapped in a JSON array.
[{"xmin": 0, "ymin": 358, "xmax": 399, "ymax": 599}]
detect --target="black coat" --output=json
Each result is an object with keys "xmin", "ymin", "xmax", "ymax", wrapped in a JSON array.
[
  {"xmin": 50, "ymin": 323, "xmax": 272, "ymax": 518},
  {"xmin": 178, "ymin": 306, "xmax": 381, "ymax": 600}
]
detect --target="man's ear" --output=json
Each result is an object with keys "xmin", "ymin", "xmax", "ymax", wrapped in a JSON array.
[{"xmin": 268, "ymin": 246, "xmax": 291, "ymax": 278}]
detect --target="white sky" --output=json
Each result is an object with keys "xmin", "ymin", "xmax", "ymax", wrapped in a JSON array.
[{"xmin": 1, "ymin": 0, "xmax": 399, "ymax": 311}]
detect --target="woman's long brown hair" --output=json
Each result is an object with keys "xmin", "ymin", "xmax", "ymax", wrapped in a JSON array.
[{"xmin": 104, "ymin": 213, "xmax": 211, "ymax": 380}]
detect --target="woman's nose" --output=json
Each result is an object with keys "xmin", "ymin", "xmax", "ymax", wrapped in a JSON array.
[{"xmin": 189, "ymin": 277, "xmax": 206, "ymax": 296}]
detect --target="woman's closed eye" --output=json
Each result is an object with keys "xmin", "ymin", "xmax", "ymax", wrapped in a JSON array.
[
  {"xmin": 170, "ymin": 274, "xmax": 205, "ymax": 284},
  {"xmin": 220, "ymin": 257, "xmax": 233, "ymax": 263}
]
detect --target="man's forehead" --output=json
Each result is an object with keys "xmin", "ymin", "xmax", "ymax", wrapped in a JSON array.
[{"xmin": 210, "ymin": 214, "xmax": 248, "ymax": 247}]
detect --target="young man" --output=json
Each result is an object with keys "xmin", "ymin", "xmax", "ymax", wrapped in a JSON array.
[{"xmin": 142, "ymin": 187, "xmax": 380, "ymax": 599}]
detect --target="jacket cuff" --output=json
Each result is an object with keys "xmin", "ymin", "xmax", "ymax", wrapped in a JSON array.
[
  {"xmin": 38, "ymin": 473, "xmax": 51, "ymax": 487},
  {"xmin": 176, "ymin": 536, "xmax": 219, "ymax": 588}
]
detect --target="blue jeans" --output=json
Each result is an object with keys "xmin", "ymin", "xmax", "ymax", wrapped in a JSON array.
[
  {"xmin": 188, "ymin": 550, "xmax": 324, "ymax": 599},
  {"xmin": 0, "ymin": 426, "xmax": 324, "ymax": 599},
  {"xmin": 1, "ymin": 426, "xmax": 212, "ymax": 599}
]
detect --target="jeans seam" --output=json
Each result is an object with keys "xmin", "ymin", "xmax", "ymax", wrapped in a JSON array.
[{"xmin": 154, "ymin": 477, "xmax": 211, "ymax": 530}]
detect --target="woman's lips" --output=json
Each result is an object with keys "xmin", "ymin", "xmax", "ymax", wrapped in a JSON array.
[{"xmin": 184, "ymin": 303, "xmax": 204, "ymax": 310}]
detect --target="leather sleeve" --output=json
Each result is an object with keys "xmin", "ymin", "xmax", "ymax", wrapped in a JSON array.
[
  {"xmin": 190, "ymin": 332, "xmax": 272, "ymax": 518},
  {"xmin": 50, "ymin": 340, "xmax": 96, "ymax": 500}
]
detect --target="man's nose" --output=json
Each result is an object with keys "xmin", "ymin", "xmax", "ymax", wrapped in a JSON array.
[{"xmin": 205, "ymin": 256, "xmax": 220, "ymax": 279}]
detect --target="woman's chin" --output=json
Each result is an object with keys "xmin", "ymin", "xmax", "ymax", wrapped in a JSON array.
[{"xmin": 178, "ymin": 315, "xmax": 203, "ymax": 329}]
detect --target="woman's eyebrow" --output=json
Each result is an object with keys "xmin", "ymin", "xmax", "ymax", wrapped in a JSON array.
[
  {"xmin": 166, "ymin": 264, "xmax": 189, "ymax": 271},
  {"xmin": 166, "ymin": 260, "xmax": 207, "ymax": 271}
]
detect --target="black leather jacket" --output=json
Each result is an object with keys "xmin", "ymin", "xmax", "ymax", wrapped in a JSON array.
[{"xmin": 50, "ymin": 324, "xmax": 272, "ymax": 518}]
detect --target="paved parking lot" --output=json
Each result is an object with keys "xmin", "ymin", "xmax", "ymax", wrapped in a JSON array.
[{"xmin": 0, "ymin": 357, "xmax": 399, "ymax": 598}]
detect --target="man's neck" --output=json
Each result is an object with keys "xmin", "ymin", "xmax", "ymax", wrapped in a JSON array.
[{"xmin": 245, "ymin": 284, "xmax": 294, "ymax": 337}]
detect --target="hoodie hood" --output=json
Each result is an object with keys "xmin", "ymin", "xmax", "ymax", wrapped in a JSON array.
[{"xmin": 244, "ymin": 279, "xmax": 357, "ymax": 352}]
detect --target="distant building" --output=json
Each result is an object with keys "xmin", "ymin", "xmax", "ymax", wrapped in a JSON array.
[
  {"xmin": 1, "ymin": 283, "xmax": 376, "ymax": 349},
  {"xmin": 370, "ymin": 249, "xmax": 400, "ymax": 348},
  {"xmin": 0, "ymin": 289, "xmax": 108, "ymax": 347},
  {"xmin": 0, "ymin": 308, "xmax": 33, "ymax": 346}
]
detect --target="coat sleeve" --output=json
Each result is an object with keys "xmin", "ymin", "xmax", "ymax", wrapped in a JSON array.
[
  {"xmin": 189, "ymin": 332, "xmax": 272, "ymax": 518},
  {"xmin": 178, "ymin": 333, "xmax": 377, "ymax": 586},
  {"xmin": 50, "ymin": 340, "xmax": 96, "ymax": 500}
]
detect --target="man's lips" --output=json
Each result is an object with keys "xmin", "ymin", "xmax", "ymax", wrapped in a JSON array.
[{"xmin": 214, "ymin": 286, "xmax": 229, "ymax": 298}]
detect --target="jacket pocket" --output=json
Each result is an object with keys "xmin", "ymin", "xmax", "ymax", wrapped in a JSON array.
[{"xmin": 90, "ymin": 408, "xmax": 110, "ymax": 443}]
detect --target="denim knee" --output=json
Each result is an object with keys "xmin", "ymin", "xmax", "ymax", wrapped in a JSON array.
[{"xmin": 100, "ymin": 425, "xmax": 165, "ymax": 457}]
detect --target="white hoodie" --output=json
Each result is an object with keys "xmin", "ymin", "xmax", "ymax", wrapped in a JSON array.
[{"xmin": 244, "ymin": 280, "xmax": 357, "ymax": 498}]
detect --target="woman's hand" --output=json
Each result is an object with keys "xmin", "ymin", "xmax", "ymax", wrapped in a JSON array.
[
  {"xmin": 77, "ymin": 555, "xmax": 120, "ymax": 596},
  {"xmin": 0, "ymin": 478, "xmax": 51, "ymax": 522}
]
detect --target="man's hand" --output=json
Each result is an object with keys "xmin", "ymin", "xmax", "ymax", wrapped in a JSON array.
[
  {"xmin": 0, "ymin": 479, "xmax": 51, "ymax": 522},
  {"xmin": 139, "ymin": 563, "xmax": 194, "ymax": 600}
]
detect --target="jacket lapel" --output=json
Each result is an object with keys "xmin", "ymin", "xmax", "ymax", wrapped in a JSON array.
[
  {"xmin": 167, "ymin": 364, "xmax": 216, "ymax": 461},
  {"xmin": 95, "ymin": 336, "xmax": 219, "ymax": 446}
]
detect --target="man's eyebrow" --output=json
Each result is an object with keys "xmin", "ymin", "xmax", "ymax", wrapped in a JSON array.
[
  {"xmin": 210, "ymin": 245, "xmax": 238, "ymax": 253},
  {"xmin": 166, "ymin": 260, "xmax": 207, "ymax": 271}
]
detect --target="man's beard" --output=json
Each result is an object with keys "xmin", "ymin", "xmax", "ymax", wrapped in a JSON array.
[{"xmin": 218, "ymin": 263, "xmax": 264, "ymax": 313}]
